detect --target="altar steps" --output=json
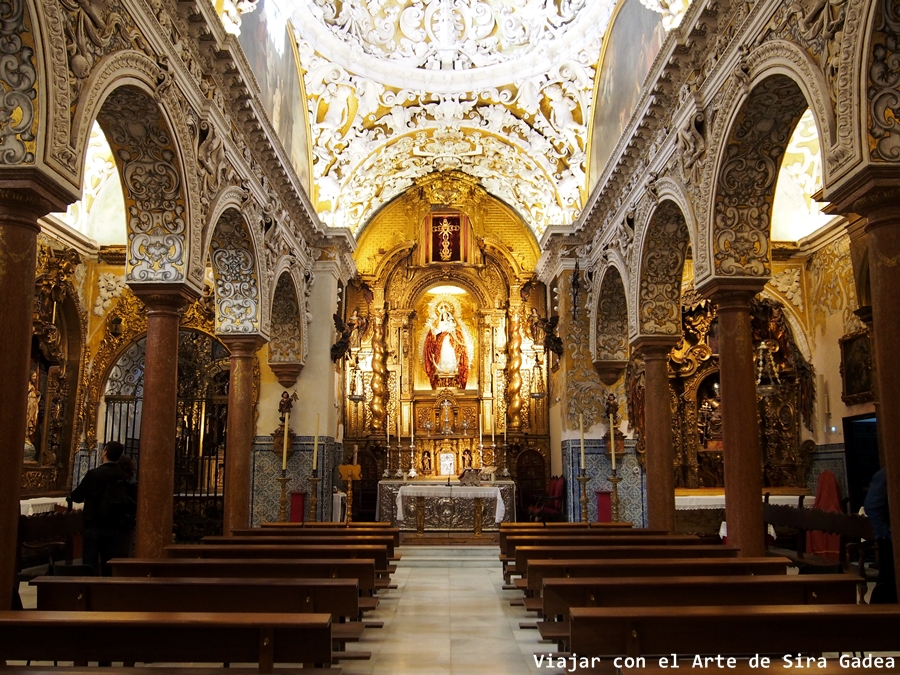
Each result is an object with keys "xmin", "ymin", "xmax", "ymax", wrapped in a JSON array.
[{"xmin": 395, "ymin": 545, "xmax": 501, "ymax": 568}]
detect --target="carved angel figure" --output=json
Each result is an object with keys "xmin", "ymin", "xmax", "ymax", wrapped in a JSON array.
[
  {"xmin": 529, "ymin": 310, "xmax": 564, "ymax": 357},
  {"xmin": 331, "ymin": 313, "xmax": 354, "ymax": 362}
]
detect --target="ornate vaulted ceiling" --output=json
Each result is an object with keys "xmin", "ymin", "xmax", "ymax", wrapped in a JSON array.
[{"xmin": 289, "ymin": 0, "xmax": 615, "ymax": 236}]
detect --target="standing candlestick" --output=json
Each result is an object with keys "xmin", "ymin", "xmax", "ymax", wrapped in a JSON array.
[
  {"xmin": 277, "ymin": 469, "xmax": 290, "ymax": 522},
  {"xmin": 609, "ymin": 410, "xmax": 616, "ymax": 471},
  {"xmin": 576, "ymin": 473, "xmax": 590, "ymax": 523},
  {"xmin": 608, "ymin": 469, "xmax": 622, "ymax": 523},
  {"xmin": 312, "ymin": 413, "xmax": 319, "ymax": 472},
  {"xmin": 386, "ymin": 412, "xmax": 390, "ymax": 448},
  {"xmin": 308, "ymin": 472, "xmax": 321, "ymax": 523},
  {"xmin": 282, "ymin": 411, "xmax": 290, "ymax": 470},
  {"xmin": 579, "ymin": 413, "xmax": 585, "ymax": 471}
]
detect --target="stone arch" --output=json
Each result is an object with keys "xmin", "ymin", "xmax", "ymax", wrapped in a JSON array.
[
  {"xmin": 72, "ymin": 52, "xmax": 202, "ymax": 286},
  {"xmin": 268, "ymin": 271, "xmax": 305, "ymax": 387},
  {"xmin": 702, "ymin": 64, "xmax": 819, "ymax": 282},
  {"xmin": 633, "ymin": 199, "xmax": 691, "ymax": 339},
  {"xmin": 399, "ymin": 270, "xmax": 493, "ymax": 311},
  {"xmin": 208, "ymin": 207, "xmax": 262, "ymax": 334},
  {"xmin": 757, "ymin": 288, "xmax": 812, "ymax": 363}
]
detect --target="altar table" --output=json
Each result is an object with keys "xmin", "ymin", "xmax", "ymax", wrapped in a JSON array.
[{"xmin": 377, "ymin": 480, "xmax": 516, "ymax": 533}]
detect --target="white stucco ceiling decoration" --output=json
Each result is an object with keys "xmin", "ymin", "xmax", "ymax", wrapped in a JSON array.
[{"xmin": 288, "ymin": 0, "xmax": 616, "ymax": 236}]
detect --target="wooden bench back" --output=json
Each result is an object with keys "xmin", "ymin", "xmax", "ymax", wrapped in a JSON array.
[
  {"xmin": 525, "ymin": 557, "xmax": 789, "ymax": 592},
  {"xmin": 516, "ymin": 544, "xmax": 738, "ymax": 574},
  {"xmin": 568, "ymin": 604, "xmax": 900, "ymax": 658},
  {"xmin": 204, "ymin": 534, "xmax": 397, "ymax": 557},
  {"xmin": 15, "ymin": 511, "xmax": 83, "ymax": 574},
  {"xmin": 262, "ymin": 521, "xmax": 392, "ymax": 528},
  {"xmin": 499, "ymin": 528, "xmax": 667, "ymax": 551},
  {"xmin": 109, "ymin": 558, "xmax": 378, "ymax": 592},
  {"xmin": 166, "ymin": 544, "xmax": 390, "ymax": 571},
  {"xmin": 503, "ymin": 534, "xmax": 701, "ymax": 557},
  {"xmin": 32, "ymin": 576, "xmax": 360, "ymax": 621},
  {"xmin": 231, "ymin": 527, "xmax": 400, "ymax": 546},
  {"xmin": 541, "ymin": 574, "xmax": 858, "ymax": 622},
  {"xmin": 0, "ymin": 610, "xmax": 332, "ymax": 672}
]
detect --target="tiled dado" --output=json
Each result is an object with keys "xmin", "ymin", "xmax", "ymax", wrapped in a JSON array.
[
  {"xmin": 807, "ymin": 443, "xmax": 848, "ymax": 499},
  {"xmin": 250, "ymin": 436, "xmax": 342, "ymax": 525},
  {"xmin": 560, "ymin": 438, "xmax": 646, "ymax": 526}
]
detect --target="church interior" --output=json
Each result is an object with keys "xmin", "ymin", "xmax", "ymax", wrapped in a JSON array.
[{"xmin": 2, "ymin": 0, "xmax": 899, "ymax": 670}]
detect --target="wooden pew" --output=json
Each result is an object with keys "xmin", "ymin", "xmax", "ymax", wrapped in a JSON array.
[
  {"xmin": 521, "ymin": 557, "xmax": 790, "ymax": 595},
  {"xmin": 166, "ymin": 544, "xmax": 393, "ymax": 577},
  {"xmin": 536, "ymin": 574, "xmax": 858, "ymax": 649},
  {"xmin": 500, "ymin": 522, "xmax": 591, "ymax": 529},
  {"xmin": 109, "ymin": 558, "xmax": 380, "ymax": 595},
  {"xmin": 204, "ymin": 535, "xmax": 399, "ymax": 560},
  {"xmin": 263, "ymin": 521, "xmax": 392, "ymax": 528},
  {"xmin": 503, "ymin": 534, "xmax": 703, "ymax": 564},
  {"xmin": 568, "ymin": 604, "xmax": 900, "ymax": 658},
  {"xmin": 231, "ymin": 527, "xmax": 400, "ymax": 547},
  {"xmin": 499, "ymin": 528, "xmax": 668, "ymax": 553},
  {"xmin": 31, "ymin": 576, "xmax": 371, "ymax": 649},
  {"xmin": 0, "ymin": 611, "xmax": 332, "ymax": 673},
  {"xmin": 513, "ymin": 545, "xmax": 738, "ymax": 585}
]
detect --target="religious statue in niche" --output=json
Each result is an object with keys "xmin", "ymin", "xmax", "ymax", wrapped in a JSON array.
[
  {"xmin": 462, "ymin": 447, "xmax": 473, "ymax": 469},
  {"xmin": 24, "ymin": 367, "xmax": 41, "ymax": 464},
  {"xmin": 422, "ymin": 450, "xmax": 432, "ymax": 473},
  {"xmin": 423, "ymin": 299, "xmax": 470, "ymax": 389},
  {"xmin": 697, "ymin": 378, "xmax": 723, "ymax": 449}
]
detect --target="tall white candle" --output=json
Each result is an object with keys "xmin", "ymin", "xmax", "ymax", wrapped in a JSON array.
[
  {"xmin": 579, "ymin": 413, "xmax": 585, "ymax": 471},
  {"xmin": 282, "ymin": 410, "xmax": 290, "ymax": 470},
  {"xmin": 478, "ymin": 414, "xmax": 483, "ymax": 447},
  {"xmin": 503, "ymin": 414, "xmax": 507, "ymax": 446},
  {"xmin": 609, "ymin": 410, "xmax": 616, "ymax": 471},
  {"xmin": 386, "ymin": 413, "xmax": 390, "ymax": 448},
  {"xmin": 312, "ymin": 413, "xmax": 319, "ymax": 471}
]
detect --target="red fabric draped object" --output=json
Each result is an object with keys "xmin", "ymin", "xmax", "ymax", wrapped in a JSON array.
[{"xmin": 808, "ymin": 470, "xmax": 842, "ymax": 559}]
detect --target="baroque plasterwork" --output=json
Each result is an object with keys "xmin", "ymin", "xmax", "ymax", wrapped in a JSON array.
[
  {"xmin": 292, "ymin": 0, "xmax": 612, "ymax": 235},
  {"xmin": 806, "ymin": 234, "xmax": 864, "ymax": 338},
  {"xmin": 209, "ymin": 208, "xmax": 261, "ymax": 333},
  {"xmin": 636, "ymin": 200, "xmax": 690, "ymax": 336},
  {"xmin": 96, "ymin": 87, "xmax": 189, "ymax": 283},
  {"xmin": 868, "ymin": 0, "xmax": 900, "ymax": 161},
  {"xmin": 594, "ymin": 266, "xmax": 628, "ymax": 361},
  {"xmin": 269, "ymin": 272, "xmax": 304, "ymax": 363},
  {"xmin": 0, "ymin": 0, "xmax": 38, "ymax": 165}
]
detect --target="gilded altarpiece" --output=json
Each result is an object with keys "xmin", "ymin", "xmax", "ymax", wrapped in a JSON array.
[
  {"xmin": 23, "ymin": 242, "xmax": 89, "ymax": 495},
  {"xmin": 341, "ymin": 191, "xmax": 549, "ymax": 524},
  {"xmin": 628, "ymin": 292, "xmax": 815, "ymax": 490}
]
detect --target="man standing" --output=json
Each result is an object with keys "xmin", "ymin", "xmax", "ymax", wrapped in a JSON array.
[
  {"xmin": 865, "ymin": 466, "xmax": 896, "ymax": 604},
  {"xmin": 70, "ymin": 441, "xmax": 130, "ymax": 575}
]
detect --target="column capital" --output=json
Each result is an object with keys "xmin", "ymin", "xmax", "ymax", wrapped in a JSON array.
[
  {"xmin": 630, "ymin": 335, "xmax": 677, "ymax": 359},
  {"xmin": 696, "ymin": 277, "xmax": 765, "ymax": 309},
  {"xmin": 823, "ymin": 164, "xmax": 900, "ymax": 220},
  {"xmin": 0, "ymin": 170, "xmax": 79, "ymax": 222},
  {"xmin": 220, "ymin": 334, "xmax": 267, "ymax": 357},
  {"xmin": 129, "ymin": 283, "xmax": 201, "ymax": 314}
]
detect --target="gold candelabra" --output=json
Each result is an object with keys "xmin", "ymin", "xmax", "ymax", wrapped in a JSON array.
[
  {"xmin": 308, "ymin": 471, "xmax": 321, "ymax": 523},
  {"xmin": 277, "ymin": 469, "xmax": 290, "ymax": 523},
  {"xmin": 608, "ymin": 469, "xmax": 622, "ymax": 522},
  {"xmin": 576, "ymin": 472, "xmax": 590, "ymax": 523}
]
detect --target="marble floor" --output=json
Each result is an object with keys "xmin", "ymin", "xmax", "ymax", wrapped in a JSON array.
[{"xmin": 337, "ymin": 547, "xmax": 564, "ymax": 675}]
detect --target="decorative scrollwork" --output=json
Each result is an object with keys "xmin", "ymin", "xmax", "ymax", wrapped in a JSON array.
[
  {"xmin": 596, "ymin": 267, "xmax": 628, "ymax": 361},
  {"xmin": 868, "ymin": 0, "xmax": 900, "ymax": 161},
  {"xmin": 638, "ymin": 201, "xmax": 689, "ymax": 335},
  {"xmin": 0, "ymin": 0, "xmax": 38, "ymax": 165},
  {"xmin": 269, "ymin": 273, "xmax": 303, "ymax": 363},
  {"xmin": 209, "ymin": 209, "xmax": 260, "ymax": 333}
]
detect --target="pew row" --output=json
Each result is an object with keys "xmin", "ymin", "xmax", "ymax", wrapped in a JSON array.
[
  {"xmin": 0, "ymin": 611, "xmax": 332, "ymax": 673},
  {"xmin": 520, "ymin": 557, "xmax": 790, "ymax": 595},
  {"xmin": 231, "ymin": 528, "xmax": 400, "ymax": 547},
  {"xmin": 31, "ymin": 576, "xmax": 374, "ymax": 648},
  {"xmin": 535, "ymin": 574, "xmax": 859, "ymax": 650},
  {"xmin": 165, "ymin": 545, "xmax": 394, "ymax": 578},
  {"xmin": 262, "ymin": 521, "xmax": 392, "ymax": 528},
  {"xmin": 568, "ymin": 604, "xmax": 900, "ymax": 658},
  {"xmin": 203, "ymin": 535, "xmax": 399, "ymax": 560},
  {"xmin": 109, "ymin": 558, "xmax": 380, "ymax": 597},
  {"xmin": 501, "ymin": 534, "xmax": 705, "ymax": 567}
]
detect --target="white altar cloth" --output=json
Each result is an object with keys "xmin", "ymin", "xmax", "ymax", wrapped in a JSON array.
[
  {"xmin": 20, "ymin": 497, "xmax": 82, "ymax": 516},
  {"xmin": 674, "ymin": 494, "xmax": 802, "ymax": 510},
  {"xmin": 396, "ymin": 485, "xmax": 505, "ymax": 523}
]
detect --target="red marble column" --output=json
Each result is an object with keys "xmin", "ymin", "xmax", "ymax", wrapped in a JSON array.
[
  {"xmin": 0, "ymin": 190, "xmax": 45, "ymax": 609},
  {"xmin": 858, "ymin": 195, "xmax": 900, "ymax": 592},
  {"xmin": 221, "ymin": 335, "xmax": 265, "ymax": 536},
  {"xmin": 131, "ymin": 287, "xmax": 198, "ymax": 558},
  {"xmin": 631, "ymin": 338, "xmax": 677, "ymax": 533},
  {"xmin": 711, "ymin": 285, "xmax": 766, "ymax": 558}
]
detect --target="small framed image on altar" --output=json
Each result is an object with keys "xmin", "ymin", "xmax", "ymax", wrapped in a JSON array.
[{"xmin": 439, "ymin": 452, "xmax": 456, "ymax": 476}]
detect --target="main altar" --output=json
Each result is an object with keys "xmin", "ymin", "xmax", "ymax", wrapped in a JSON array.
[{"xmin": 376, "ymin": 479, "xmax": 516, "ymax": 532}]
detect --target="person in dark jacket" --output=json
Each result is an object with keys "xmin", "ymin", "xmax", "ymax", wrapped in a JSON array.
[
  {"xmin": 865, "ymin": 467, "xmax": 896, "ymax": 604},
  {"xmin": 70, "ymin": 441, "xmax": 130, "ymax": 575}
]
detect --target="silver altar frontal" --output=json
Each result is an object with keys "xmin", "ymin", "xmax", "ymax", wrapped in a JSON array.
[{"xmin": 376, "ymin": 480, "xmax": 516, "ymax": 532}]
